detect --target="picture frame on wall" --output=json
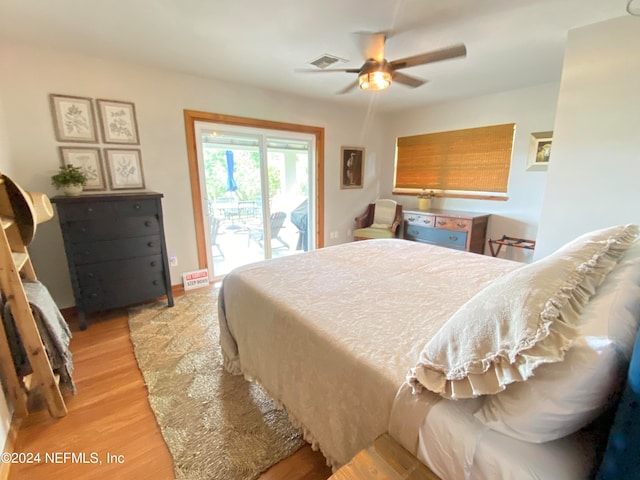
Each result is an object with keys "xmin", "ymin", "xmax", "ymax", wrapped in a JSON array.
[
  {"xmin": 49, "ymin": 94, "xmax": 98, "ymax": 143},
  {"xmin": 59, "ymin": 147, "xmax": 106, "ymax": 191},
  {"xmin": 104, "ymin": 148, "xmax": 146, "ymax": 190},
  {"xmin": 527, "ymin": 131, "xmax": 553, "ymax": 171},
  {"xmin": 97, "ymin": 99, "xmax": 140, "ymax": 144},
  {"xmin": 340, "ymin": 146, "xmax": 365, "ymax": 189}
]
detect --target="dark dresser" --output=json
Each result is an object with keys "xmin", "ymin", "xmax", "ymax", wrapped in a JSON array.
[
  {"xmin": 53, "ymin": 192, "xmax": 174, "ymax": 329},
  {"xmin": 404, "ymin": 208, "xmax": 490, "ymax": 254}
]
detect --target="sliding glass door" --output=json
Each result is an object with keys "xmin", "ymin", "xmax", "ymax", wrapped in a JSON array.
[{"xmin": 196, "ymin": 122, "xmax": 314, "ymax": 276}]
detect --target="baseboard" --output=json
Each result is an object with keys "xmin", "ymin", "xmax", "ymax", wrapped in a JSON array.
[
  {"xmin": 171, "ymin": 283, "xmax": 185, "ymax": 297},
  {"xmin": 0, "ymin": 417, "xmax": 22, "ymax": 480}
]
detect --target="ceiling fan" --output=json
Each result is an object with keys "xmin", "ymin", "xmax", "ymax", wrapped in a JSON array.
[{"xmin": 298, "ymin": 32, "xmax": 467, "ymax": 94}]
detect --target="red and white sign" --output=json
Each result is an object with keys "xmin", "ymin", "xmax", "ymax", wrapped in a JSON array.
[{"xmin": 182, "ymin": 269, "xmax": 210, "ymax": 291}]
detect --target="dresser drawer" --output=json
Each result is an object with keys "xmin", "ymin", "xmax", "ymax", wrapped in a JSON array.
[
  {"xmin": 57, "ymin": 198, "xmax": 158, "ymax": 222},
  {"xmin": 76, "ymin": 255, "xmax": 164, "ymax": 286},
  {"xmin": 57, "ymin": 202, "xmax": 115, "ymax": 222},
  {"xmin": 115, "ymin": 199, "xmax": 159, "ymax": 217},
  {"xmin": 80, "ymin": 272, "xmax": 167, "ymax": 312},
  {"xmin": 405, "ymin": 224, "xmax": 468, "ymax": 249},
  {"xmin": 404, "ymin": 212, "xmax": 436, "ymax": 227},
  {"xmin": 70, "ymin": 234, "xmax": 162, "ymax": 265},
  {"xmin": 63, "ymin": 215, "xmax": 160, "ymax": 241},
  {"xmin": 434, "ymin": 216, "xmax": 472, "ymax": 232}
]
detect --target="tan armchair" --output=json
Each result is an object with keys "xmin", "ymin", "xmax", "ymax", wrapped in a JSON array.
[{"xmin": 353, "ymin": 199, "xmax": 403, "ymax": 241}]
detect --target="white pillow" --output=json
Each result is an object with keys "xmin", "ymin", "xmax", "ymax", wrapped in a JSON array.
[
  {"xmin": 372, "ymin": 199, "xmax": 397, "ymax": 227},
  {"xmin": 408, "ymin": 225, "xmax": 639, "ymax": 400},
  {"xmin": 474, "ymin": 238, "xmax": 640, "ymax": 442}
]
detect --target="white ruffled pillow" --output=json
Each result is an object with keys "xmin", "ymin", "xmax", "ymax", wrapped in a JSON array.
[
  {"xmin": 408, "ymin": 224, "xmax": 639, "ymax": 400},
  {"xmin": 474, "ymin": 238, "xmax": 640, "ymax": 442}
]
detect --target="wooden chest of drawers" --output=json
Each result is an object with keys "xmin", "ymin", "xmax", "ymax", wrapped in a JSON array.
[
  {"xmin": 53, "ymin": 193, "xmax": 174, "ymax": 329},
  {"xmin": 404, "ymin": 209, "xmax": 490, "ymax": 254}
]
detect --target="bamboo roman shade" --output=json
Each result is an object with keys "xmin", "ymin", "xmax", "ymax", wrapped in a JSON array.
[{"xmin": 395, "ymin": 123, "xmax": 515, "ymax": 193}]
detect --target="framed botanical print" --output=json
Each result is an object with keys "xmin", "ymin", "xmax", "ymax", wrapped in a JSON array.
[
  {"xmin": 59, "ymin": 147, "xmax": 106, "ymax": 190},
  {"xmin": 104, "ymin": 148, "xmax": 146, "ymax": 189},
  {"xmin": 97, "ymin": 99, "xmax": 140, "ymax": 144},
  {"xmin": 49, "ymin": 94, "xmax": 98, "ymax": 143},
  {"xmin": 340, "ymin": 146, "xmax": 364, "ymax": 189},
  {"xmin": 527, "ymin": 131, "xmax": 553, "ymax": 171}
]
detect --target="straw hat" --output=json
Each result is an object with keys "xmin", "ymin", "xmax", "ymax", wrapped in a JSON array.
[{"xmin": 2, "ymin": 174, "xmax": 54, "ymax": 245}]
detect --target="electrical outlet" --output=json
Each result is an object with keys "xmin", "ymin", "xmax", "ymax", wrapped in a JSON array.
[{"xmin": 170, "ymin": 256, "xmax": 178, "ymax": 266}]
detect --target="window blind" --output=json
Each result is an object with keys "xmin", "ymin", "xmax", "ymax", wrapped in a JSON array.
[{"xmin": 395, "ymin": 123, "xmax": 515, "ymax": 194}]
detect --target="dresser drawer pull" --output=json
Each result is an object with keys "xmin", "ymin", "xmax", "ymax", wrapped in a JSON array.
[
  {"xmin": 134, "ymin": 203, "xmax": 141, "ymax": 210},
  {"xmin": 407, "ymin": 216, "xmax": 416, "ymax": 222},
  {"xmin": 150, "ymin": 261, "xmax": 157, "ymax": 267},
  {"xmin": 89, "ymin": 293, "xmax": 99, "ymax": 298},
  {"xmin": 147, "ymin": 241, "xmax": 155, "ymax": 247},
  {"xmin": 87, "ymin": 272, "xmax": 95, "ymax": 278},
  {"xmin": 456, "ymin": 222, "xmax": 467, "ymax": 228},
  {"xmin": 152, "ymin": 280, "xmax": 159, "ymax": 286},
  {"xmin": 86, "ymin": 207, "xmax": 93, "ymax": 213},
  {"xmin": 144, "ymin": 220, "xmax": 152, "ymax": 227},
  {"xmin": 437, "ymin": 220, "xmax": 446, "ymax": 226},
  {"xmin": 449, "ymin": 235, "xmax": 458, "ymax": 241},
  {"xmin": 422, "ymin": 219, "xmax": 431, "ymax": 225}
]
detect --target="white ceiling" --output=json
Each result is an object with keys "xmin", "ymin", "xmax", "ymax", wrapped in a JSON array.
[{"xmin": 0, "ymin": 0, "xmax": 631, "ymax": 111}]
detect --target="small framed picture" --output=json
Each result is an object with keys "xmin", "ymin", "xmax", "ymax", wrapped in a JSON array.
[
  {"xmin": 104, "ymin": 148, "xmax": 145, "ymax": 190},
  {"xmin": 97, "ymin": 99, "xmax": 140, "ymax": 144},
  {"xmin": 340, "ymin": 146, "xmax": 365, "ymax": 189},
  {"xmin": 59, "ymin": 147, "xmax": 106, "ymax": 191},
  {"xmin": 49, "ymin": 94, "xmax": 98, "ymax": 143},
  {"xmin": 527, "ymin": 131, "xmax": 553, "ymax": 171}
]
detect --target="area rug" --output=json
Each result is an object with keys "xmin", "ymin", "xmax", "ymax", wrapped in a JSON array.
[{"xmin": 128, "ymin": 289, "xmax": 305, "ymax": 480}]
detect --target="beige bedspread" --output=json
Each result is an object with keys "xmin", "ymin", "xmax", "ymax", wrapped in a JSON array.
[{"xmin": 218, "ymin": 239, "xmax": 520, "ymax": 468}]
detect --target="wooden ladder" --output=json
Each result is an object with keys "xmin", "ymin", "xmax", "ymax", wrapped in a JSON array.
[{"xmin": 0, "ymin": 177, "xmax": 66, "ymax": 418}]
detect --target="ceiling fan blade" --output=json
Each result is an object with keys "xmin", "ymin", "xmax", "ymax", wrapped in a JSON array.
[
  {"xmin": 389, "ymin": 44, "xmax": 467, "ymax": 70},
  {"xmin": 356, "ymin": 32, "xmax": 386, "ymax": 62},
  {"xmin": 392, "ymin": 71, "xmax": 427, "ymax": 88},
  {"xmin": 295, "ymin": 68, "xmax": 361, "ymax": 74},
  {"xmin": 337, "ymin": 80, "xmax": 359, "ymax": 95}
]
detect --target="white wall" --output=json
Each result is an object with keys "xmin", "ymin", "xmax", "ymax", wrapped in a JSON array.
[
  {"xmin": 382, "ymin": 83, "xmax": 560, "ymax": 262},
  {"xmin": 535, "ymin": 15, "xmax": 640, "ymax": 258},
  {"xmin": 0, "ymin": 42, "xmax": 386, "ymax": 307},
  {"xmin": 0, "ymin": 95, "xmax": 13, "ymax": 176}
]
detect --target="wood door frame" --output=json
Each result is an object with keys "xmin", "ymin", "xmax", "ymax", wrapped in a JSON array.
[{"xmin": 184, "ymin": 109, "xmax": 325, "ymax": 271}]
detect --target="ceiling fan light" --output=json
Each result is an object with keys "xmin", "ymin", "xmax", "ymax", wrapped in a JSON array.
[{"xmin": 359, "ymin": 70, "xmax": 391, "ymax": 90}]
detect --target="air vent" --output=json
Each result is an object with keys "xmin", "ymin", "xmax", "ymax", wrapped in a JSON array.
[{"xmin": 308, "ymin": 54, "xmax": 347, "ymax": 69}]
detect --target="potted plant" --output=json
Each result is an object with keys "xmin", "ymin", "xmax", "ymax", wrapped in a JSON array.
[
  {"xmin": 51, "ymin": 164, "xmax": 87, "ymax": 196},
  {"xmin": 417, "ymin": 189, "xmax": 434, "ymax": 211}
]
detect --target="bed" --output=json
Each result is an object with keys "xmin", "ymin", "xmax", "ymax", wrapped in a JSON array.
[{"xmin": 219, "ymin": 225, "xmax": 640, "ymax": 479}]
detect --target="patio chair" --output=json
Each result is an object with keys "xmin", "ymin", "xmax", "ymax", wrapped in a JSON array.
[
  {"xmin": 210, "ymin": 215, "xmax": 224, "ymax": 258},
  {"xmin": 248, "ymin": 211, "xmax": 289, "ymax": 249}
]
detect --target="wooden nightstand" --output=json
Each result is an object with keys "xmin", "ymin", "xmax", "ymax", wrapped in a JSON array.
[{"xmin": 329, "ymin": 433, "xmax": 440, "ymax": 480}]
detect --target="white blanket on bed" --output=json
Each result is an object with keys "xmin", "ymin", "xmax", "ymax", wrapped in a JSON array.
[{"xmin": 218, "ymin": 239, "xmax": 520, "ymax": 468}]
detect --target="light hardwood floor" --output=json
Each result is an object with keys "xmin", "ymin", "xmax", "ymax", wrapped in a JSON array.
[{"xmin": 8, "ymin": 299, "xmax": 332, "ymax": 480}]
